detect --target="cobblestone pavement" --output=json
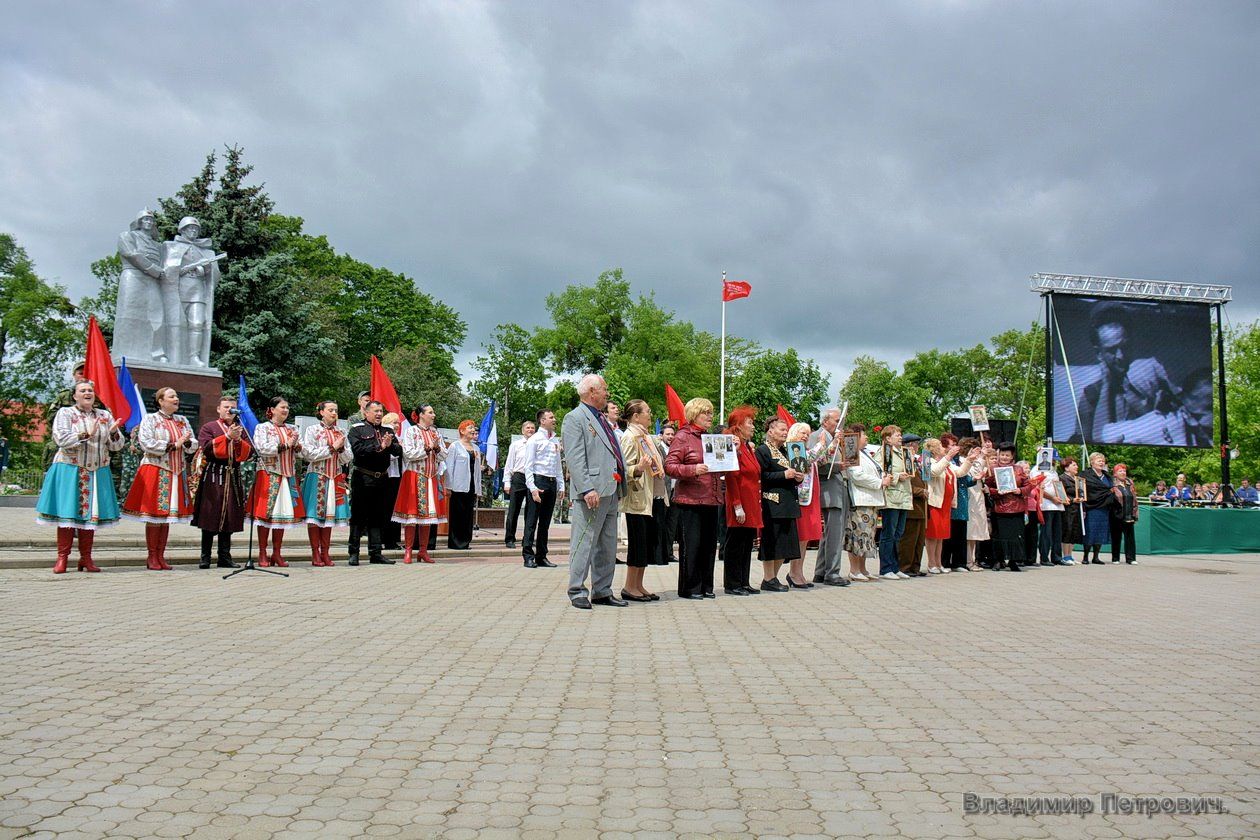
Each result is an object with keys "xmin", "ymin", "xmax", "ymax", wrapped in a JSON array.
[{"xmin": 1, "ymin": 550, "xmax": 1256, "ymax": 839}]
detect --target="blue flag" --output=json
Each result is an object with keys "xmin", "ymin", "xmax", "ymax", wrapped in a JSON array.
[
  {"xmin": 117, "ymin": 357, "xmax": 146, "ymax": 433},
  {"xmin": 655, "ymin": 418, "xmax": 661, "ymax": 435},
  {"xmin": 477, "ymin": 399, "xmax": 497, "ymax": 469},
  {"xmin": 237, "ymin": 375, "xmax": 260, "ymax": 437}
]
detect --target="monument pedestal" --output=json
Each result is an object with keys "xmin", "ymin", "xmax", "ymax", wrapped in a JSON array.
[{"xmin": 116, "ymin": 360, "xmax": 224, "ymax": 430}]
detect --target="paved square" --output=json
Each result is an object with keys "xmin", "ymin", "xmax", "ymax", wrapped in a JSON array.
[{"xmin": 1, "ymin": 547, "xmax": 1256, "ymax": 839}]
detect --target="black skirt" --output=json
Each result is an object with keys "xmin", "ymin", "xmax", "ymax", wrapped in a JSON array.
[
  {"xmin": 1062, "ymin": 503, "xmax": 1084, "ymax": 543},
  {"xmin": 625, "ymin": 512, "xmax": 658, "ymax": 568},
  {"xmin": 759, "ymin": 513, "xmax": 800, "ymax": 562}
]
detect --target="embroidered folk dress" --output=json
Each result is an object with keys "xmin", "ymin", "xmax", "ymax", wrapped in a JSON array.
[
  {"xmin": 249, "ymin": 421, "xmax": 306, "ymax": 528},
  {"xmin": 301, "ymin": 422, "xmax": 353, "ymax": 527},
  {"xmin": 392, "ymin": 424, "xmax": 449, "ymax": 525},
  {"xmin": 36, "ymin": 406, "xmax": 127, "ymax": 529},
  {"xmin": 122, "ymin": 411, "xmax": 198, "ymax": 523}
]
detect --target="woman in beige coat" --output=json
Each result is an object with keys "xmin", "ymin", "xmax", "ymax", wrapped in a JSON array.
[{"xmin": 619, "ymin": 399, "xmax": 667, "ymax": 602}]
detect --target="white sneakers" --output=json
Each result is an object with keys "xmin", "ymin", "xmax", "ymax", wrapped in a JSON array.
[
  {"xmin": 896, "ymin": 572, "xmax": 910, "ymax": 579},
  {"xmin": 880, "ymin": 572, "xmax": 900, "ymax": 580},
  {"xmin": 850, "ymin": 572, "xmax": 869, "ymax": 582}
]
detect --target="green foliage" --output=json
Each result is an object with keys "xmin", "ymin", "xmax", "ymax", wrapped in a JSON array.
[
  {"xmin": 535, "ymin": 269, "xmax": 631, "ymax": 374},
  {"xmin": 838, "ymin": 355, "xmax": 937, "ymax": 433},
  {"xmin": 470, "ymin": 323, "xmax": 548, "ymax": 449},
  {"xmin": 726, "ymin": 347, "xmax": 831, "ymax": 427},
  {"xmin": 0, "ymin": 235, "xmax": 81, "ymax": 445},
  {"xmin": 80, "ymin": 255, "xmax": 121, "ymax": 345}
]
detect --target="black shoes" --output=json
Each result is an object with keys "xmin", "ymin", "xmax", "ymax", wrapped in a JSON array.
[
  {"xmin": 505, "ymin": 540, "xmax": 517, "ymax": 549},
  {"xmin": 681, "ymin": 593, "xmax": 706, "ymax": 600},
  {"xmin": 199, "ymin": 558, "xmax": 212, "ymax": 570},
  {"xmin": 786, "ymin": 577, "xmax": 814, "ymax": 589},
  {"xmin": 572, "ymin": 596, "xmax": 592, "ymax": 610},
  {"xmin": 724, "ymin": 588, "xmax": 750, "ymax": 596},
  {"xmin": 217, "ymin": 559, "xmax": 240, "ymax": 569},
  {"xmin": 524, "ymin": 558, "xmax": 538, "ymax": 568},
  {"xmin": 702, "ymin": 592, "xmax": 716, "ymax": 599},
  {"xmin": 1090, "ymin": 558, "xmax": 1104, "ymax": 565},
  {"xmin": 1007, "ymin": 563, "xmax": 1023, "ymax": 572},
  {"xmin": 821, "ymin": 578, "xmax": 851, "ymax": 587},
  {"xmin": 369, "ymin": 557, "xmax": 395, "ymax": 565},
  {"xmin": 591, "ymin": 595, "xmax": 628, "ymax": 607},
  {"xmin": 348, "ymin": 555, "xmax": 360, "ymax": 566},
  {"xmin": 760, "ymin": 579, "xmax": 788, "ymax": 592},
  {"xmin": 537, "ymin": 559, "xmax": 557, "ymax": 568},
  {"xmin": 621, "ymin": 591, "xmax": 654, "ymax": 602}
]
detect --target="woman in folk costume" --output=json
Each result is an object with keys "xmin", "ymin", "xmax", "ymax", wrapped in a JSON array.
[
  {"xmin": 36, "ymin": 380, "xmax": 127, "ymax": 573},
  {"xmin": 122, "ymin": 386, "xmax": 198, "ymax": 570},
  {"xmin": 302, "ymin": 400, "xmax": 352, "ymax": 566},
  {"xmin": 392, "ymin": 403, "xmax": 448, "ymax": 564},
  {"xmin": 248, "ymin": 396, "xmax": 305, "ymax": 566}
]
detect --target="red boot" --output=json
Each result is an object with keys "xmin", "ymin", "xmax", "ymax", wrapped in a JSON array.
[
  {"xmin": 77, "ymin": 529, "xmax": 100, "ymax": 572},
  {"xmin": 402, "ymin": 525, "xmax": 415, "ymax": 563},
  {"xmin": 257, "ymin": 527, "xmax": 271, "ymax": 566},
  {"xmin": 271, "ymin": 530, "xmax": 288, "ymax": 567},
  {"xmin": 417, "ymin": 525, "xmax": 435, "ymax": 563},
  {"xmin": 308, "ymin": 525, "xmax": 324, "ymax": 565},
  {"xmin": 155, "ymin": 524, "xmax": 173, "ymax": 570},
  {"xmin": 320, "ymin": 527, "xmax": 334, "ymax": 567},
  {"xmin": 145, "ymin": 526, "xmax": 162, "ymax": 570},
  {"xmin": 54, "ymin": 527, "xmax": 73, "ymax": 574}
]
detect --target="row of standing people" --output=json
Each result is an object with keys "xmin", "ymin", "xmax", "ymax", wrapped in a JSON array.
[{"xmin": 35, "ymin": 383, "xmax": 489, "ymax": 572}]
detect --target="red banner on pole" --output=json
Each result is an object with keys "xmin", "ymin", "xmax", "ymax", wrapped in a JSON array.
[
  {"xmin": 722, "ymin": 280, "xmax": 752, "ymax": 302},
  {"xmin": 369, "ymin": 355, "xmax": 403, "ymax": 420},
  {"xmin": 84, "ymin": 316, "xmax": 130, "ymax": 426},
  {"xmin": 664, "ymin": 383, "xmax": 686, "ymax": 425}
]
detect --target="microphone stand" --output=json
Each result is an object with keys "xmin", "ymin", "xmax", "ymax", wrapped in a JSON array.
[{"xmin": 224, "ymin": 419, "xmax": 287, "ymax": 579}]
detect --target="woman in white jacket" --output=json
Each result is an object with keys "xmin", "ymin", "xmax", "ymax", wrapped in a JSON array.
[{"xmin": 844, "ymin": 424, "xmax": 890, "ymax": 582}]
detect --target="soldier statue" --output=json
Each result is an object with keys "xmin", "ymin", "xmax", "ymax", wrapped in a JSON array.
[
  {"xmin": 161, "ymin": 217, "xmax": 222, "ymax": 368},
  {"xmin": 113, "ymin": 209, "xmax": 166, "ymax": 363}
]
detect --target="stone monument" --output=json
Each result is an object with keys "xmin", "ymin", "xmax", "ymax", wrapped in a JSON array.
[{"xmin": 111, "ymin": 211, "xmax": 226, "ymax": 428}]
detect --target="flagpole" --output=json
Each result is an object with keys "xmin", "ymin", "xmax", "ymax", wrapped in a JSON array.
[{"xmin": 720, "ymin": 269, "xmax": 727, "ymax": 422}]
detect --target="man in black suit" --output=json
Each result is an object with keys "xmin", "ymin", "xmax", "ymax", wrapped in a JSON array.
[{"xmin": 348, "ymin": 400, "xmax": 401, "ymax": 565}]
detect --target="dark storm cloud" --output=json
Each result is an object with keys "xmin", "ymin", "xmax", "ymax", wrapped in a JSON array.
[{"xmin": 2, "ymin": 1, "xmax": 1257, "ymax": 391}]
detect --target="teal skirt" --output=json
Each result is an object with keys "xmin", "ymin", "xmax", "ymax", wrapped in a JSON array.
[{"xmin": 36, "ymin": 463, "xmax": 121, "ymax": 529}]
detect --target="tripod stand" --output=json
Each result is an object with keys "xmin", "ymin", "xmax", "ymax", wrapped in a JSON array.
[{"xmin": 223, "ymin": 521, "xmax": 288, "ymax": 579}]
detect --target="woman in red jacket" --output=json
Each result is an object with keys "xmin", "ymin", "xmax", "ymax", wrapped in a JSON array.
[
  {"xmin": 722, "ymin": 406, "xmax": 762, "ymax": 596},
  {"xmin": 665, "ymin": 397, "xmax": 725, "ymax": 600}
]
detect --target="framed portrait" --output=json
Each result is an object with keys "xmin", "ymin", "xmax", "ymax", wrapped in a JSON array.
[
  {"xmin": 969, "ymin": 404, "xmax": 990, "ymax": 432},
  {"xmin": 842, "ymin": 431, "xmax": 861, "ymax": 467},
  {"xmin": 786, "ymin": 441, "xmax": 809, "ymax": 474},
  {"xmin": 993, "ymin": 465, "xmax": 1017, "ymax": 493}
]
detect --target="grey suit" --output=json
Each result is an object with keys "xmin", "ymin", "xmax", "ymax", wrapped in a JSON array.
[
  {"xmin": 810, "ymin": 429, "xmax": 851, "ymax": 583},
  {"xmin": 562, "ymin": 402, "xmax": 622, "ymax": 600}
]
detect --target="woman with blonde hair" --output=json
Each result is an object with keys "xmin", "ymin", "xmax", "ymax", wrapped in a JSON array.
[
  {"xmin": 665, "ymin": 397, "xmax": 724, "ymax": 599},
  {"xmin": 922, "ymin": 436, "xmax": 978, "ymax": 574},
  {"xmin": 619, "ymin": 399, "xmax": 666, "ymax": 601}
]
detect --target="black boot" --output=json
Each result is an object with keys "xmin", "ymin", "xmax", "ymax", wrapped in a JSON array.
[
  {"xmin": 348, "ymin": 524, "xmax": 363, "ymax": 566},
  {"xmin": 199, "ymin": 531, "xmax": 214, "ymax": 569},
  {"xmin": 216, "ymin": 533, "xmax": 239, "ymax": 568},
  {"xmin": 368, "ymin": 528, "xmax": 394, "ymax": 564}
]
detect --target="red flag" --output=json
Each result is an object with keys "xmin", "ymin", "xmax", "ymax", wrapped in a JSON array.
[
  {"xmin": 84, "ymin": 316, "xmax": 129, "ymax": 426},
  {"xmin": 722, "ymin": 280, "xmax": 752, "ymax": 302},
  {"xmin": 776, "ymin": 404, "xmax": 796, "ymax": 427},
  {"xmin": 369, "ymin": 355, "xmax": 403, "ymax": 420},
  {"xmin": 664, "ymin": 383, "xmax": 686, "ymax": 425}
]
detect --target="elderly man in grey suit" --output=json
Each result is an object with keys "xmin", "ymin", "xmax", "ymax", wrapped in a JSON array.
[
  {"xmin": 809, "ymin": 407, "xmax": 852, "ymax": 587},
  {"xmin": 562, "ymin": 374, "xmax": 627, "ymax": 609}
]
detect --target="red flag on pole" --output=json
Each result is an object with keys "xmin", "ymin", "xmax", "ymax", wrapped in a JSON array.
[
  {"xmin": 369, "ymin": 355, "xmax": 403, "ymax": 420},
  {"xmin": 664, "ymin": 383, "xmax": 686, "ymax": 425},
  {"xmin": 722, "ymin": 280, "xmax": 752, "ymax": 302},
  {"xmin": 83, "ymin": 316, "xmax": 130, "ymax": 426},
  {"xmin": 776, "ymin": 404, "xmax": 796, "ymax": 427}
]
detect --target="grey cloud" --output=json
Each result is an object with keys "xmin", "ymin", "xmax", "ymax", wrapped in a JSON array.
[{"xmin": 2, "ymin": 0, "xmax": 1257, "ymax": 395}]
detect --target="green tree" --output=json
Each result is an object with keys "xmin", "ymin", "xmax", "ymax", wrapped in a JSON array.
[
  {"xmin": 470, "ymin": 323, "xmax": 548, "ymax": 449},
  {"xmin": 78, "ymin": 255, "xmax": 122, "ymax": 346},
  {"xmin": 726, "ymin": 347, "xmax": 831, "ymax": 425},
  {"xmin": 837, "ymin": 355, "xmax": 937, "ymax": 433},
  {"xmin": 535, "ymin": 269, "xmax": 631, "ymax": 374}
]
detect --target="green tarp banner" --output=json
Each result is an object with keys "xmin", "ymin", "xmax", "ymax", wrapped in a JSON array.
[{"xmin": 1133, "ymin": 507, "xmax": 1260, "ymax": 555}]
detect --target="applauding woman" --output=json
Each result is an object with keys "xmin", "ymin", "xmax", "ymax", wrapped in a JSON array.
[
  {"xmin": 444, "ymin": 420, "xmax": 481, "ymax": 550},
  {"xmin": 250, "ymin": 397, "xmax": 305, "ymax": 567},
  {"xmin": 123, "ymin": 387, "xmax": 199, "ymax": 570},
  {"xmin": 37, "ymin": 380, "xmax": 126, "ymax": 573},
  {"xmin": 394, "ymin": 403, "xmax": 448, "ymax": 564},
  {"xmin": 665, "ymin": 398, "xmax": 724, "ymax": 600},
  {"xmin": 302, "ymin": 400, "xmax": 352, "ymax": 567}
]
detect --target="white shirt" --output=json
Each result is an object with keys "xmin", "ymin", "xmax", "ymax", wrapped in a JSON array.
[
  {"xmin": 504, "ymin": 437, "xmax": 530, "ymax": 476},
  {"xmin": 523, "ymin": 428, "xmax": 565, "ymax": 494},
  {"xmin": 1034, "ymin": 468, "xmax": 1065, "ymax": 511}
]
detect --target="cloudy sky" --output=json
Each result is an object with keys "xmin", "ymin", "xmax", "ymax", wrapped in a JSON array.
[{"xmin": 3, "ymin": 1, "xmax": 1257, "ymax": 393}]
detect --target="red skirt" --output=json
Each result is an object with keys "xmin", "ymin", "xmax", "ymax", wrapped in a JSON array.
[
  {"xmin": 926, "ymin": 474, "xmax": 954, "ymax": 539},
  {"xmin": 392, "ymin": 469, "xmax": 447, "ymax": 525},
  {"xmin": 247, "ymin": 470, "xmax": 305, "ymax": 529},
  {"xmin": 797, "ymin": 481, "xmax": 823, "ymax": 542},
  {"xmin": 122, "ymin": 464, "xmax": 193, "ymax": 525}
]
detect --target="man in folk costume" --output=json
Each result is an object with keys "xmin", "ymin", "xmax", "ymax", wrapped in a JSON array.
[
  {"xmin": 122, "ymin": 387, "xmax": 199, "ymax": 570},
  {"xmin": 302, "ymin": 400, "xmax": 353, "ymax": 566},
  {"xmin": 392, "ymin": 403, "xmax": 448, "ymax": 564},
  {"xmin": 190, "ymin": 395, "xmax": 252, "ymax": 569},
  {"xmin": 36, "ymin": 380, "xmax": 127, "ymax": 573},
  {"xmin": 348, "ymin": 400, "xmax": 402, "ymax": 565},
  {"xmin": 249, "ymin": 397, "xmax": 305, "ymax": 567}
]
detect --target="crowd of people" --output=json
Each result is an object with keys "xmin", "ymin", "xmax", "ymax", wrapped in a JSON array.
[
  {"xmin": 1148, "ymin": 474, "xmax": 1258, "ymax": 505},
  {"xmin": 32, "ymin": 370, "xmax": 1178, "ymax": 592}
]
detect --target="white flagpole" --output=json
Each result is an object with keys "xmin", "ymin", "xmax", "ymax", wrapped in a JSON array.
[{"xmin": 720, "ymin": 270, "xmax": 727, "ymax": 422}]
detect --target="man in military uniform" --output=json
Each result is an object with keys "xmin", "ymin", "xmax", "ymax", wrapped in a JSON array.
[
  {"xmin": 346, "ymin": 391, "xmax": 371, "ymax": 425},
  {"xmin": 162, "ymin": 217, "xmax": 221, "ymax": 367},
  {"xmin": 347, "ymin": 400, "xmax": 401, "ymax": 565},
  {"xmin": 114, "ymin": 208, "xmax": 166, "ymax": 362}
]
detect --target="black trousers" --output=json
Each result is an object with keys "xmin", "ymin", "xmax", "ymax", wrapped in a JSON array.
[
  {"xmin": 661, "ymin": 494, "xmax": 683, "ymax": 562},
  {"xmin": 723, "ymin": 526, "xmax": 755, "ymax": 591},
  {"xmin": 522, "ymin": 476, "xmax": 557, "ymax": 563},
  {"xmin": 942, "ymin": 518, "xmax": 968, "ymax": 568},
  {"xmin": 1023, "ymin": 518, "xmax": 1039, "ymax": 564},
  {"xmin": 650, "ymin": 498, "xmax": 671, "ymax": 565},
  {"xmin": 504, "ymin": 472, "xmax": 527, "ymax": 543},
  {"xmin": 349, "ymin": 478, "xmax": 391, "ymax": 560},
  {"xmin": 1110, "ymin": 516, "xmax": 1137, "ymax": 563},
  {"xmin": 448, "ymin": 490, "xmax": 476, "ymax": 549},
  {"xmin": 676, "ymin": 503, "xmax": 719, "ymax": 597}
]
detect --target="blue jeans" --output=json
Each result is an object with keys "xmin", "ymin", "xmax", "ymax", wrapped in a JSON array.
[{"xmin": 878, "ymin": 508, "xmax": 908, "ymax": 575}]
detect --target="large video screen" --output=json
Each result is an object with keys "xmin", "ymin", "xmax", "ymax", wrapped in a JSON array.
[{"xmin": 1050, "ymin": 295, "xmax": 1212, "ymax": 448}]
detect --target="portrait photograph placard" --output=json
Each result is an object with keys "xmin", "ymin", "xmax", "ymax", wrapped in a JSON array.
[
  {"xmin": 969, "ymin": 404, "xmax": 990, "ymax": 432},
  {"xmin": 701, "ymin": 434, "xmax": 738, "ymax": 472},
  {"xmin": 993, "ymin": 465, "xmax": 1017, "ymax": 493}
]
